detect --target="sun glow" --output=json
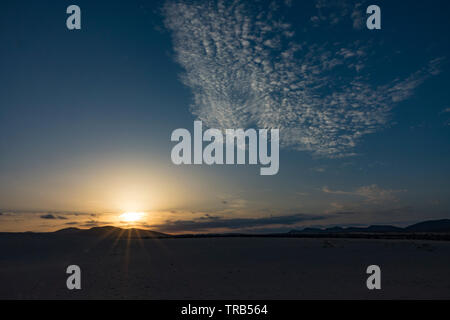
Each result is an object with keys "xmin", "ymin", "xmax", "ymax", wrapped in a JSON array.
[{"xmin": 119, "ymin": 212, "xmax": 145, "ymax": 223}]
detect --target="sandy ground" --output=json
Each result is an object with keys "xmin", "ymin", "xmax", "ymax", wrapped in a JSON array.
[{"xmin": 0, "ymin": 234, "xmax": 449, "ymax": 299}]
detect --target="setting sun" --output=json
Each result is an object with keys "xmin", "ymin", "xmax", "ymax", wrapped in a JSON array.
[{"xmin": 119, "ymin": 212, "xmax": 146, "ymax": 223}]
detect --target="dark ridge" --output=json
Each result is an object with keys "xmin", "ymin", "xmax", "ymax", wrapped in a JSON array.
[
  {"xmin": 53, "ymin": 226, "xmax": 169, "ymax": 238},
  {"xmin": 288, "ymin": 219, "xmax": 450, "ymax": 234},
  {"xmin": 2, "ymin": 219, "xmax": 450, "ymax": 241}
]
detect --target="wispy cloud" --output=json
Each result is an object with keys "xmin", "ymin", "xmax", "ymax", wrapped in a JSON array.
[
  {"xmin": 40, "ymin": 214, "xmax": 68, "ymax": 220},
  {"xmin": 164, "ymin": 0, "xmax": 443, "ymax": 158},
  {"xmin": 441, "ymin": 107, "xmax": 450, "ymax": 125},
  {"xmin": 322, "ymin": 184, "xmax": 406, "ymax": 203},
  {"xmin": 311, "ymin": 166, "xmax": 326, "ymax": 173},
  {"xmin": 0, "ymin": 209, "xmax": 92, "ymax": 216},
  {"xmin": 439, "ymin": 108, "xmax": 450, "ymax": 126}
]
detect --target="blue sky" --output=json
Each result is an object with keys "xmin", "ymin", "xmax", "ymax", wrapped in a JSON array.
[{"xmin": 0, "ymin": 0, "xmax": 449, "ymax": 233}]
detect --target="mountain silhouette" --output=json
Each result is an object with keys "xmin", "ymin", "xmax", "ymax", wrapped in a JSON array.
[
  {"xmin": 54, "ymin": 226, "xmax": 168, "ymax": 238},
  {"xmin": 289, "ymin": 219, "xmax": 450, "ymax": 234}
]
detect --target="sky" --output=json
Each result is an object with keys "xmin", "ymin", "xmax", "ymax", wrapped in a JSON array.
[{"xmin": 0, "ymin": 0, "xmax": 449, "ymax": 233}]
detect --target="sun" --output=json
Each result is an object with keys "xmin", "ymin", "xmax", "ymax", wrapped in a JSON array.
[{"xmin": 119, "ymin": 212, "xmax": 145, "ymax": 223}]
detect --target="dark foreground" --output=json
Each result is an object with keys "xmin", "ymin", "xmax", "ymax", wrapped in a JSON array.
[{"xmin": 1, "ymin": 234, "xmax": 449, "ymax": 299}]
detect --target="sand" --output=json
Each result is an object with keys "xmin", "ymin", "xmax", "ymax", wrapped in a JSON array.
[{"xmin": 1, "ymin": 234, "xmax": 449, "ymax": 299}]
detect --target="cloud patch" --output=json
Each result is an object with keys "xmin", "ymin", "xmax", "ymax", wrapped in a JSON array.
[
  {"xmin": 311, "ymin": 0, "xmax": 367, "ymax": 28},
  {"xmin": 164, "ymin": 0, "xmax": 443, "ymax": 158},
  {"xmin": 322, "ymin": 184, "xmax": 406, "ymax": 203}
]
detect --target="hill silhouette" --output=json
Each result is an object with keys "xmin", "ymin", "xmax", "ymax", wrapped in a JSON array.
[
  {"xmin": 53, "ymin": 226, "xmax": 168, "ymax": 238},
  {"xmin": 2, "ymin": 219, "xmax": 450, "ymax": 241},
  {"xmin": 405, "ymin": 219, "xmax": 450, "ymax": 232},
  {"xmin": 289, "ymin": 219, "xmax": 450, "ymax": 234}
]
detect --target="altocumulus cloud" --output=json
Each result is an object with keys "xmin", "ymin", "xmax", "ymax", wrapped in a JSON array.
[
  {"xmin": 40, "ymin": 214, "xmax": 68, "ymax": 220},
  {"xmin": 163, "ymin": 0, "xmax": 443, "ymax": 158}
]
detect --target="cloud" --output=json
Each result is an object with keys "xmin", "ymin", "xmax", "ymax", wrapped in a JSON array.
[
  {"xmin": 151, "ymin": 213, "xmax": 327, "ymax": 233},
  {"xmin": 322, "ymin": 184, "xmax": 406, "ymax": 203},
  {"xmin": 0, "ymin": 209, "xmax": 92, "ymax": 216},
  {"xmin": 40, "ymin": 214, "xmax": 68, "ymax": 220},
  {"xmin": 311, "ymin": 0, "xmax": 367, "ymax": 28},
  {"xmin": 440, "ymin": 107, "xmax": 450, "ymax": 126},
  {"xmin": 164, "ymin": 0, "xmax": 443, "ymax": 158},
  {"xmin": 310, "ymin": 0, "xmax": 368, "ymax": 30},
  {"xmin": 351, "ymin": 2, "xmax": 365, "ymax": 29},
  {"xmin": 334, "ymin": 211, "xmax": 357, "ymax": 215},
  {"xmin": 222, "ymin": 198, "xmax": 248, "ymax": 209}
]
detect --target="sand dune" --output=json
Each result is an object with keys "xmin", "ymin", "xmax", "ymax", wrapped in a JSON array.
[{"xmin": 1, "ymin": 233, "xmax": 449, "ymax": 299}]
